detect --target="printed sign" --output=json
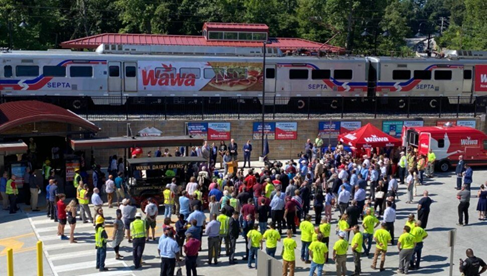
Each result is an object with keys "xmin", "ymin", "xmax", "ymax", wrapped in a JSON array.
[
  {"xmin": 436, "ymin": 121, "xmax": 456, "ymax": 126},
  {"xmin": 138, "ymin": 61, "xmax": 263, "ymax": 92},
  {"xmin": 382, "ymin": 121, "xmax": 404, "ymax": 138},
  {"xmin": 187, "ymin": 123, "xmax": 208, "ymax": 139},
  {"xmin": 10, "ymin": 163, "xmax": 26, "ymax": 187},
  {"xmin": 208, "ymin": 122, "xmax": 231, "ymax": 141},
  {"xmin": 275, "ymin": 122, "xmax": 297, "ymax": 140},
  {"xmin": 457, "ymin": 120, "xmax": 476, "ymax": 128},
  {"xmin": 318, "ymin": 121, "xmax": 340, "ymax": 137},
  {"xmin": 475, "ymin": 64, "xmax": 487, "ymax": 92},
  {"xmin": 253, "ymin": 122, "xmax": 276, "ymax": 140},
  {"xmin": 404, "ymin": 121, "xmax": 424, "ymax": 127},
  {"xmin": 340, "ymin": 121, "xmax": 362, "ymax": 134},
  {"xmin": 66, "ymin": 160, "xmax": 80, "ymax": 182}
]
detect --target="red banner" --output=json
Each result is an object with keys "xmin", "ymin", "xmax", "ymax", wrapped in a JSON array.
[{"xmin": 475, "ymin": 65, "xmax": 487, "ymax": 92}]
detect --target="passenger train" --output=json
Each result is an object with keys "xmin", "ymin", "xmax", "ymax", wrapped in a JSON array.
[{"xmin": 0, "ymin": 44, "xmax": 486, "ymax": 109}]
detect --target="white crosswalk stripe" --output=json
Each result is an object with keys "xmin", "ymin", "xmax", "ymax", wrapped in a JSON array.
[{"xmin": 28, "ymin": 213, "xmax": 135, "ymax": 276}]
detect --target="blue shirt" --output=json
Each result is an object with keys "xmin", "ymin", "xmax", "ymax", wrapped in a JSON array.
[
  {"xmin": 208, "ymin": 188, "xmax": 223, "ymax": 202},
  {"xmin": 340, "ymin": 183, "xmax": 352, "ymax": 193},
  {"xmin": 48, "ymin": 185, "xmax": 58, "ymax": 202},
  {"xmin": 185, "ymin": 226, "xmax": 202, "ymax": 240},
  {"xmin": 354, "ymin": 188, "xmax": 366, "ymax": 202},
  {"xmin": 370, "ymin": 170, "xmax": 378, "ymax": 181},
  {"xmin": 158, "ymin": 236, "xmax": 179, "ymax": 258},
  {"xmin": 114, "ymin": 176, "xmax": 123, "ymax": 189},
  {"xmin": 464, "ymin": 168, "xmax": 473, "ymax": 184},
  {"xmin": 205, "ymin": 220, "xmax": 221, "ymax": 237},
  {"xmin": 269, "ymin": 195, "xmax": 285, "ymax": 210},
  {"xmin": 179, "ymin": 196, "xmax": 190, "ymax": 215},
  {"xmin": 350, "ymin": 174, "xmax": 358, "ymax": 187},
  {"xmin": 187, "ymin": 210, "xmax": 206, "ymax": 227},
  {"xmin": 0, "ymin": 177, "xmax": 7, "ymax": 192}
]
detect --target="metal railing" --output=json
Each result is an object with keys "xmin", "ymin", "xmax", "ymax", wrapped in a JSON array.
[{"xmin": 1, "ymin": 95, "xmax": 482, "ymax": 120}]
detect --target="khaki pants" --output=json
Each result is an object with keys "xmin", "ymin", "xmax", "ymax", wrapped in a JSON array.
[
  {"xmin": 1, "ymin": 191, "xmax": 9, "ymax": 210},
  {"xmin": 282, "ymin": 260, "xmax": 295, "ymax": 276},
  {"xmin": 372, "ymin": 248, "xmax": 387, "ymax": 269},
  {"xmin": 336, "ymin": 254, "xmax": 347, "ymax": 276},
  {"xmin": 30, "ymin": 188, "xmax": 39, "ymax": 210},
  {"xmin": 107, "ymin": 193, "xmax": 114, "ymax": 207},
  {"xmin": 115, "ymin": 188, "xmax": 125, "ymax": 204}
]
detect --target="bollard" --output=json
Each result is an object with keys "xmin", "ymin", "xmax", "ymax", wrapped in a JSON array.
[
  {"xmin": 37, "ymin": 241, "xmax": 43, "ymax": 276},
  {"xmin": 7, "ymin": 248, "xmax": 13, "ymax": 276}
]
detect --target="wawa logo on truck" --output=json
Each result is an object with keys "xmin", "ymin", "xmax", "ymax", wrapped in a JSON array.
[
  {"xmin": 461, "ymin": 137, "xmax": 478, "ymax": 146},
  {"xmin": 142, "ymin": 64, "xmax": 196, "ymax": 87}
]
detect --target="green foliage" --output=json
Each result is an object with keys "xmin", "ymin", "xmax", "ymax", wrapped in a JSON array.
[{"xmin": 0, "ymin": 0, "xmax": 485, "ymax": 51}]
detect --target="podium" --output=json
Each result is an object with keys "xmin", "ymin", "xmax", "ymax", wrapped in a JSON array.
[{"xmin": 226, "ymin": 160, "xmax": 238, "ymax": 174}]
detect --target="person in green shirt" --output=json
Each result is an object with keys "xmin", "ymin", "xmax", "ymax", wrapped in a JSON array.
[
  {"xmin": 319, "ymin": 217, "xmax": 331, "ymax": 263},
  {"xmin": 282, "ymin": 229, "xmax": 297, "ymax": 276},
  {"xmin": 405, "ymin": 213, "xmax": 416, "ymax": 231},
  {"xmin": 265, "ymin": 179, "xmax": 275, "ymax": 198},
  {"xmin": 308, "ymin": 233, "xmax": 328, "ymax": 276},
  {"xmin": 362, "ymin": 208, "xmax": 379, "ymax": 256},
  {"xmin": 351, "ymin": 225, "xmax": 364, "ymax": 276},
  {"xmin": 333, "ymin": 231, "xmax": 349, "ymax": 276},
  {"xmin": 397, "ymin": 225, "xmax": 416, "ymax": 274},
  {"xmin": 410, "ymin": 220, "xmax": 428, "ymax": 269},
  {"xmin": 299, "ymin": 215, "xmax": 314, "ymax": 263},
  {"xmin": 371, "ymin": 222, "xmax": 392, "ymax": 271},
  {"xmin": 247, "ymin": 224, "xmax": 263, "ymax": 269},
  {"xmin": 263, "ymin": 224, "xmax": 281, "ymax": 257},
  {"xmin": 338, "ymin": 213, "xmax": 351, "ymax": 241}
]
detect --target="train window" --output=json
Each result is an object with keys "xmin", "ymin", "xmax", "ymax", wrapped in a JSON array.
[
  {"xmin": 155, "ymin": 67, "xmax": 176, "ymax": 76},
  {"xmin": 126, "ymin": 66, "xmax": 136, "ymax": 77},
  {"xmin": 438, "ymin": 139, "xmax": 445, "ymax": 148},
  {"xmin": 312, "ymin": 69, "xmax": 331, "ymax": 79},
  {"xmin": 413, "ymin": 70, "xmax": 431, "ymax": 80},
  {"xmin": 223, "ymin": 32, "xmax": 238, "ymax": 40},
  {"xmin": 43, "ymin": 66, "xmax": 66, "ymax": 77},
  {"xmin": 334, "ymin": 70, "xmax": 352, "ymax": 80},
  {"xmin": 266, "ymin": 68, "xmax": 275, "ymax": 79},
  {"xmin": 16, "ymin": 66, "xmax": 39, "ymax": 77},
  {"xmin": 464, "ymin": 70, "xmax": 472, "ymax": 80},
  {"xmin": 208, "ymin": 32, "xmax": 223, "ymax": 40},
  {"xmin": 239, "ymin": 33, "xmax": 253, "ymax": 40},
  {"xmin": 204, "ymin": 68, "xmax": 215, "ymax": 79},
  {"xmin": 70, "ymin": 66, "xmax": 93, "ymax": 77},
  {"xmin": 484, "ymin": 140, "xmax": 487, "ymax": 150},
  {"xmin": 4, "ymin": 66, "xmax": 12, "ymax": 78},
  {"xmin": 434, "ymin": 70, "xmax": 452, "ymax": 80},
  {"xmin": 392, "ymin": 70, "xmax": 411, "ymax": 80},
  {"xmin": 180, "ymin": 68, "xmax": 201, "ymax": 79},
  {"xmin": 289, "ymin": 69, "xmax": 308, "ymax": 80},
  {"xmin": 109, "ymin": 66, "xmax": 120, "ymax": 77}
]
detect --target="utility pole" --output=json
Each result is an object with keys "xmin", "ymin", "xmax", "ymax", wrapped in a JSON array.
[{"xmin": 261, "ymin": 42, "xmax": 267, "ymax": 156}]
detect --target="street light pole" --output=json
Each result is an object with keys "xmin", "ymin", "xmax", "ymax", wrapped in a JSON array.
[{"xmin": 261, "ymin": 42, "xmax": 267, "ymax": 156}]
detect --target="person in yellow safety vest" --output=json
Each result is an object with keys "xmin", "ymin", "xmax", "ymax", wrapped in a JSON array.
[
  {"xmin": 42, "ymin": 160, "xmax": 51, "ymax": 188},
  {"xmin": 73, "ymin": 168, "xmax": 81, "ymax": 189},
  {"xmin": 427, "ymin": 149, "xmax": 436, "ymax": 178},
  {"xmin": 6, "ymin": 175, "xmax": 18, "ymax": 214},
  {"xmin": 163, "ymin": 188, "xmax": 175, "ymax": 219},
  {"xmin": 130, "ymin": 213, "xmax": 146, "ymax": 269},
  {"xmin": 398, "ymin": 151, "xmax": 407, "ymax": 184},
  {"xmin": 95, "ymin": 215, "xmax": 108, "ymax": 272},
  {"xmin": 229, "ymin": 193, "xmax": 240, "ymax": 212},
  {"xmin": 194, "ymin": 187, "xmax": 202, "ymax": 202},
  {"xmin": 417, "ymin": 155, "xmax": 426, "ymax": 185},
  {"xmin": 79, "ymin": 184, "xmax": 93, "ymax": 223},
  {"xmin": 217, "ymin": 211, "xmax": 230, "ymax": 257}
]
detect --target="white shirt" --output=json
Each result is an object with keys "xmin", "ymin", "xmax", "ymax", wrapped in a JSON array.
[
  {"xmin": 105, "ymin": 179, "xmax": 115, "ymax": 193},
  {"xmin": 338, "ymin": 169, "xmax": 348, "ymax": 181},
  {"xmin": 145, "ymin": 202, "xmax": 158, "ymax": 216},
  {"xmin": 91, "ymin": 193, "xmax": 103, "ymax": 206},
  {"xmin": 186, "ymin": 182, "xmax": 199, "ymax": 195},
  {"xmin": 338, "ymin": 189, "xmax": 351, "ymax": 204},
  {"xmin": 406, "ymin": 174, "xmax": 413, "ymax": 186},
  {"xmin": 383, "ymin": 207, "xmax": 396, "ymax": 222},
  {"xmin": 362, "ymin": 159, "xmax": 370, "ymax": 169}
]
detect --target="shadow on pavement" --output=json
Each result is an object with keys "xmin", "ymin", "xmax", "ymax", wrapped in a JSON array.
[{"xmin": 427, "ymin": 227, "xmax": 455, "ymax": 232}]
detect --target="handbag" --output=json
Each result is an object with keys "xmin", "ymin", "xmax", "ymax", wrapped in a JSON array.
[{"xmin": 375, "ymin": 191, "xmax": 385, "ymax": 199}]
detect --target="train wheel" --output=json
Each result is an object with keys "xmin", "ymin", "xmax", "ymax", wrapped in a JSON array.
[
  {"xmin": 330, "ymin": 100, "xmax": 338, "ymax": 109},
  {"xmin": 297, "ymin": 100, "xmax": 305, "ymax": 109},
  {"xmin": 72, "ymin": 99, "xmax": 83, "ymax": 110},
  {"xmin": 398, "ymin": 99, "xmax": 406, "ymax": 109},
  {"xmin": 439, "ymin": 160, "xmax": 450, "ymax": 172},
  {"xmin": 430, "ymin": 99, "xmax": 437, "ymax": 108}
]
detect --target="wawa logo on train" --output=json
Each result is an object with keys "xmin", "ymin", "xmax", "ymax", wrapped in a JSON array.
[{"xmin": 142, "ymin": 64, "xmax": 196, "ymax": 87}]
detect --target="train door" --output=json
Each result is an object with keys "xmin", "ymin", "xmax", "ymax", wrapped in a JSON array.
[
  {"xmin": 108, "ymin": 62, "xmax": 122, "ymax": 93},
  {"xmin": 124, "ymin": 62, "xmax": 137, "ymax": 92},
  {"xmin": 463, "ymin": 65, "xmax": 473, "ymax": 96},
  {"xmin": 367, "ymin": 58, "xmax": 379, "ymax": 98},
  {"xmin": 264, "ymin": 65, "xmax": 276, "ymax": 102}
]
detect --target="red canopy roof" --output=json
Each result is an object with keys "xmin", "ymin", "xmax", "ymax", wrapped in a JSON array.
[{"xmin": 338, "ymin": 123, "xmax": 401, "ymax": 148}]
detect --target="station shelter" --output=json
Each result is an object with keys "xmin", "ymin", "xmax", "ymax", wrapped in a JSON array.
[{"xmin": 0, "ymin": 100, "xmax": 204, "ymax": 200}]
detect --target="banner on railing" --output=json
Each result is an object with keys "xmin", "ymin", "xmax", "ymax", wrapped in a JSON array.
[
  {"xmin": 253, "ymin": 122, "xmax": 276, "ymax": 140},
  {"xmin": 318, "ymin": 121, "xmax": 340, "ymax": 138},
  {"xmin": 208, "ymin": 122, "xmax": 231, "ymax": 141},
  {"xmin": 275, "ymin": 122, "xmax": 297, "ymax": 140},
  {"xmin": 403, "ymin": 120, "xmax": 424, "ymax": 127},
  {"xmin": 382, "ymin": 121, "xmax": 403, "ymax": 138},
  {"xmin": 187, "ymin": 123, "xmax": 208, "ymax": 139},
  {"xmin": 340, "ymin": 121, "xmax": 362, "ymax": 134},
  {"xmin": 457, "ymin": 120, "xmax": 476, "ymax": 128},
  {"xmin": 436, "ymin": 120, "xmax": 457, "ymax": 126}
]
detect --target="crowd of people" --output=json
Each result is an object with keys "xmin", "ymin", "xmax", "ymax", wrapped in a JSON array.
[{"xmin": 3, "ymin": 138, "xmax": 487, "ymax": 276}]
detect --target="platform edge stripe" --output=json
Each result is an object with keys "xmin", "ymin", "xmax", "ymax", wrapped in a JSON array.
[
  {"xmin": 44, "ymin": 241, "xmax": 93, "ymax": 251},
  {"xmin": 48, "ymin": 249, "xmax": 115, "ymax": 261},
  {"xmin": 54, "ymin": 259, "xmax": 123, "ymax": 273},
  {"xmin": 35, "ymin": 223, "xmax": 95, "ymax": 233},
  {"xmin": 77, "ymin": 271, "xmax": 134, "ymax": 276}
]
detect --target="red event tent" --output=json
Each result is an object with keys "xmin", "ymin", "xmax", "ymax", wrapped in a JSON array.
[{"xmin": 338, "ymin": 123, "xmax": 402, "ymax": 148}]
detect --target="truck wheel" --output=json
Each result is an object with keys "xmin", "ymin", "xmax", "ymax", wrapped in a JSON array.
[{"xmin": 439, "ymin": 160, "xmax": 450, "ymax": 172}]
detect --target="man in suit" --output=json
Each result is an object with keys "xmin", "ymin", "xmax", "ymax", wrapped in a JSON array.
[
  {"xmin": 456, "ymin": 155, "xmax": 465, "ymax": 190},
  {"xmin": 243, "ymin": 140, "xmax": 252, "ymax": 168},
  {"xmin": 228, "ymin": 211, "xmax": 240, "ymax": 264},
  {"xmin": 228, "ymin": 139, "xmax": 238, "ymax": 161}
]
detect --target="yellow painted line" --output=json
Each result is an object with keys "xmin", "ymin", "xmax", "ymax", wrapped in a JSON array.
[
  {"xmin": 0, "ymin": 246, "xmax": 37, "ymax": 256},
  {"xmin": 0, "ymin": 239, "xmax": 24, "ymax": 255},
  {"xmin": 0, "ymin": 232, "xmax": 35, "ymax": 242}
]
